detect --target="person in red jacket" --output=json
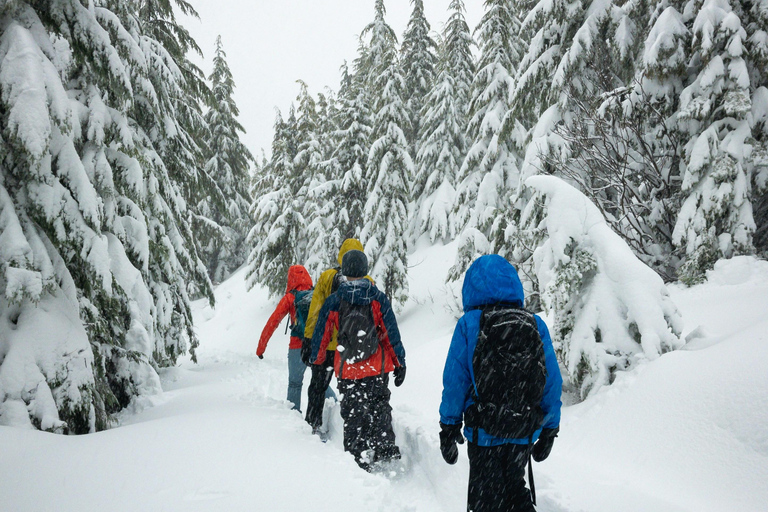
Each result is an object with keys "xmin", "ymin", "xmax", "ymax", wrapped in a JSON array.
[
  {"xmin": 257, "ymin": 265, "xmax": 333, "ymax": 411},
  {"xmin": 310, "ymin": 250, "xmax": 406, "ymax": 471}
]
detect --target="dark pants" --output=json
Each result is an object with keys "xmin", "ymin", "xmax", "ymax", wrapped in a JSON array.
[
  {"xmin": 338, "ymin": 374, "xmax": 400, "ymax": 470},
  {"xmin": 467, "ymin": 442, "xmax": 535, "ymax": 512},
  {"xmin": 305, "ymin": 351, "xmax": 336, "ymax": 429}
]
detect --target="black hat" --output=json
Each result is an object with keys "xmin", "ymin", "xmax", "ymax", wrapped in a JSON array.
[{"xmin": 342, "ymin": 250, "xmax": 368, "ymax": 278}]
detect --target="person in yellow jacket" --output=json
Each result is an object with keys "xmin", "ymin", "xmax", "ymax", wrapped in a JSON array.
[{"xmin": 302, "ymin": 238, "xmax": 373, "ymax": 434}]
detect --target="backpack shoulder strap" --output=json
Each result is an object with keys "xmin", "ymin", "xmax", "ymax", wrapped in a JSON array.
[{"xmin": 331, "ymin": 267, "xmax": 344, "ymax": 294}]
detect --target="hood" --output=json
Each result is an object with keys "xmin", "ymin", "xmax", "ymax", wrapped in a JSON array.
[
  {"xmin": 286, "ymin": 265, "xmax": 313, "ymax": 293},
  {"xmin": 337, "ymin": 278, "xmax": 377, "ymax": 305},
  {"xmin": 337, "ymin": 239, "xmax": 364, "ymax": 266},
  {"xmin": 462, "ymin": 255, "xmax": 524, "ymax": 311}
]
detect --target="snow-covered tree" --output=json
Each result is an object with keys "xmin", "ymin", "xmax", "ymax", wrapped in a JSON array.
[
  {"xmin": 198, "ymin": 36, "xmax": 254, "ymax": 284},
  {"xmin": 450, "ymin": 0, "xmax": 522, "ymax": 279},
  {"xmin": 519, "ymin": 176, "xmax": 684, "ymax": 399},
  {"xmin": 360, "ymin": 0, "xmax": 412, "ymax": 305},
  {"xmin": 0, "ymin": 1, "xmax": 211, "ymax": 433},
  {"xmin": 327, "ymin": 61, "xmax": 373, "ymax": 244},
  {"xmin": 246, "ymin": 109, "xmax": 306, "ymax": 295},
  {"xmin": 674, "ymin": 0, "xmax": 756, "ymax": 284},
  {"xmin": 400, "ymin": 0, "xmax": 437, "ymax": 156},
  {"xmin": 295, "ymin": 81, "xmax": 337, "ymax": 277},
  {"xmin": 133, "ymin": 0, "xmax": 221, "ymax": 299},
  {"xmin": 412, "ymin": 0, "xmax": 474, "ymax": 243}
]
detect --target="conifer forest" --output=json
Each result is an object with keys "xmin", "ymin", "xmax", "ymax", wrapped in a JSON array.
[{"xmin": 1, "ymin": 4, "xmax": 767, "ymax": 510}]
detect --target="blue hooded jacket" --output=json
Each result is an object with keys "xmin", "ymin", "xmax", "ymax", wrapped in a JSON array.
[{"xmin": 439, "ymin": 255, "xmax": 562, "ymax": 446}]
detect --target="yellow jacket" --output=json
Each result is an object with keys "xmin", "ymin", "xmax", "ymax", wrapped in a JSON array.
[{"xmin": 303, "ymin": 239, "xmax": 373, "ymax": 350}]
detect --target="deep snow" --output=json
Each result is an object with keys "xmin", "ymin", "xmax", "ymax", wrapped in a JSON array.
[{"xmin": 1, "ymin": 245, "xmax": 767, "ymax": 512}]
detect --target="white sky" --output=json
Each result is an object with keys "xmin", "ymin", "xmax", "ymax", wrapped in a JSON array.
[{"xmin": 181, "ymin": 0, "xmax": 484, "ymax": 159}]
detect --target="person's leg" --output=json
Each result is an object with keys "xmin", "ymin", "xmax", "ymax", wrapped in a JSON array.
[
  {"xmin": 286, "ymin": 348, "xmax": 306, "ymax": 411},
  {"xmin": 504, "ymin": 443, "xmax": 536, "ymax": 512},
  {"xmin": 305, "ymin": 365, "xmax": 326, "ymax": 428},
  {"xmin": 338, "ymin": 378, "xmax": 371, "ymax": 469},
  {"xmin": 368, "ymin": 374, "xmax": 399, "ymax": 462},
  {"xmin": 305, "ymin": 352, "xmax": 335, "ymax": 429},
  {"xmin": 467, "ymin": 443, "xmax": 535, "ymax": 512},
  {"xmin": 324, "ymin": 379, "xmax": 337, "ymax": 401}
]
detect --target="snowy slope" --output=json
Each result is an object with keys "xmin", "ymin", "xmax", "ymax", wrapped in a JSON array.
[{"xmin": 1, "ymin": 248, "xmax": 767, "ymax": 512}]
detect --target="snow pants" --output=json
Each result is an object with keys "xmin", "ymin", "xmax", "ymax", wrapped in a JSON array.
[
  {"xmin": 467, "ymin": 442, "xmax": 535, "ymax": 512},
  {"xmin": 338, "ymin": 374, "xmax": 400, "ymax": 470},
  {"xmin": 286, "ymin": 348, "xmax": 307, "ymax": 411},
  {"xmin": 305, "ymin": 350, "xmax": 337, "ymax": 428}
]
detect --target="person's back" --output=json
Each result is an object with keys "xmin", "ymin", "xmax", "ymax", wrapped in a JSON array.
[
  {"xmin": 302, "ymin": 238, "xmax": 371, "ymax": 433},
  {"xmin": 439, "ymin": 255, "xmax": 562, "ymax": 512},
  {"xmin": 310, "ymin": 250, "xmax": 406, "ymax": 471},
  {"xmin": 256, "ymin": 265, "xmax": 313, "ymax": 411}
]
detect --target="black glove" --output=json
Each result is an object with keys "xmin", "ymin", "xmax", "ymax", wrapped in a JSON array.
[
  {"xmin": 532, "ymin": 427, "xmax": 559, "ymax": 462},
  {"xmin": 439, "ymin": 422, "xmax": 464, "ymax": 464},
  {"xmin": 300, "ymin": 338, "xmax": 312, "ymax": 365},
  {"xmin": 257, "ymin": 354, "xmax": 263, "ymax": 360},
  {"xmin": 393, "ymin": 365, "xmax": 406, "ymax": 387}
]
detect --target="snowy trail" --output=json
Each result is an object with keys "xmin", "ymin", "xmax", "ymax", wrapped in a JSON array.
[{"xmin": 1, "ymin": 252, "xmax": 767, "ymax": 511}]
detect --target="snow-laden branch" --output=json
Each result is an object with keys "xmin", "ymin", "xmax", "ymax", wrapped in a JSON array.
[{"xmin": 522, "ymin": 175, "xmax": 684, "ymax": 398}]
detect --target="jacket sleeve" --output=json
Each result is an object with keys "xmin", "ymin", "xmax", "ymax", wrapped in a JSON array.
[
  {"xmin": 310, "ymin": 295, "xmax": 339, "ymax": 363},
  {"xmin": 376, "ymin": 291, "xmax": 405, "ymax": 366},
  {"xmin": 439, "ymin": 316, "xmax": 473, "ymax": 426},
  {"xmin": 304, "ymin": 269, "xmax": 335, "ymax": 339},
  {"xmin": 536, "ymin": 316, "xmax": 563, "ymax": 430},
  {"xmin": 257, "ymin": 294, "xmax": 293, "ymax": 357}
]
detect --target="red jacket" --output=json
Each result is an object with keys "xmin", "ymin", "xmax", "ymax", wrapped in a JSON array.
[
  {"xmin": 311, "ymin": 280, "xmax": 405, "ymax": 380},
  {"xmin": 257, "ymin": 265, "xmax": 313, "ymax": 356}
]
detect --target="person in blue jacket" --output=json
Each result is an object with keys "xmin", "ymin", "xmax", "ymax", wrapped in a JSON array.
[{"xmin": 439, "ymin": 254, "xmax": 562, "ymax": 512}]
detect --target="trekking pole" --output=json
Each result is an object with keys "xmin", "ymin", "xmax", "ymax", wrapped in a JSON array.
[{"xmin": 284, "ymin": 318, "xmax": 289, "ymax": 335}]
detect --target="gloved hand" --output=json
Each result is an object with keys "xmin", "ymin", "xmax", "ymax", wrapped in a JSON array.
[
  {"xmin": 532, "ymin": 427, "xmax": 559, "ymax": 462},
  {"xmin": 301, "ymin": 338, "xmax": 312, "ymax": 365},
  {"xmin": 257, "ymin": 353, "xmax": 264, "ymax": 360},
  {"xmin": 394, "ymin": 365, "xmax": 406, "ymax": 387},
  {"xmin": 439, "ymin": 422, "xmax": 464, "ymax": 464}
]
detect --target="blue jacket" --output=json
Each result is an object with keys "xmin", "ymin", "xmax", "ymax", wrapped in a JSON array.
[
  {"xmin": 439, "ymin": 255, "xmax": 562, "ymax": 446},
  {"xmin": 311, "ymin": 279, "xmax": 405, "ymax": 379}
]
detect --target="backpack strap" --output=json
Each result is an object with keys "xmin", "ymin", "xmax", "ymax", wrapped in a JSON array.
[
  {"xmin": 528, "ymin": 434, "xmax": 536, "ymax": 506},
  {"xmin": 286, "ymin": 290, "xmax": 297, "ymax": 334},
  {"xmin": 330, "ymin": 267, "xmax": 344, "ymax": 294}
]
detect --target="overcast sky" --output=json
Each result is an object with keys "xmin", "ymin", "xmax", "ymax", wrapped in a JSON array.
[{"xmin": 181, "ymin": 0, "xmax": 484, "ymax": 160}]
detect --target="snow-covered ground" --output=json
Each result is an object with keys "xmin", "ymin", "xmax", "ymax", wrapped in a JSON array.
[{"xmin": 1, "ymin": 245, "xmax": 767, "ymax": 512}]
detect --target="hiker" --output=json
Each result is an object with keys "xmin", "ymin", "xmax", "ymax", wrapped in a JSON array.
[
  {"xmin": 255, "ymin": 265, "xmax": 330, "ymax": 411},
  {"xmin": 439, "ymin": 254, "xmax": 562, "ymax": 512},
  {"xmin": 301, "ymin": 238, "xmax": 371, "ymax": 434},
  {"xmin": 310, "ymin": 249, "xmax": 406, "ymax": 471}
]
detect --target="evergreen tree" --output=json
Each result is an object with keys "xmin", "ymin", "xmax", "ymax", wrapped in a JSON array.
[
  {"xmin": 294, "ymin": 81, "xmax": 335, "ymax": 277},
  {"xmin": 412, "ymin": 0, "xmax": 474, "ymax": 243},
  {"xmin": 0, "ymin": 0, "xmax": 211, "ymax": 432},
  {"xmin": 132, "ymin": 0, "xmax": 221, "ymax": 300},
  {"xmin": 520, "ymin": 176, "xmax": 683, "ymax": 399},
  {"xmin": 329, "ymin": 61, "xmax": 373, "ymax": 243},
  {"xmin": 246, "ymin": 109, "xmax": 305, "ymax": 295},
  {"xmin": 400, "ymin": 0, "xmax": 438, "ymax": 156},
  {"xmin": 673, "ymin": 0, "xmax": 757, "ymax": 284},
  {"xmin": 198, "ymin": 36, "xmax": 254, "ymax": 284},
  {"xmin": 450, "ymin": 0, "xmax": 522, "ymax": 279},
  {"xmin": 360, "ymin": 0, "xmax": 412, "ymax": 305}
]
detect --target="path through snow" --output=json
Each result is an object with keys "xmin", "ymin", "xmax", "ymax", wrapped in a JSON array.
[{"xmin": 1, "ymin": 250, "xmax": 767, "ymax": 511}]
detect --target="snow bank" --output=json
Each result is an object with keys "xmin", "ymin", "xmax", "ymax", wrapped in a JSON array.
[
  {"xmin": 523, "ymin": 175, "xmax": 684, "ymax": 397},
  {"xmin": 1, "ymin": 246, "xmax": 766, "ymax": 512}
]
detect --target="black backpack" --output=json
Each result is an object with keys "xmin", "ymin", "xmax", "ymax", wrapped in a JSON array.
[
  {"xmin": 465, "ymin": 304, "xmax": 547, "ymax": 439},
  {"xmin": 289, "ymin": 289, "xmax": 314, "ymax": 338},
  {"xmin": 336, "ymin": 299, "xmax": 380, "ymax": 364}
]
